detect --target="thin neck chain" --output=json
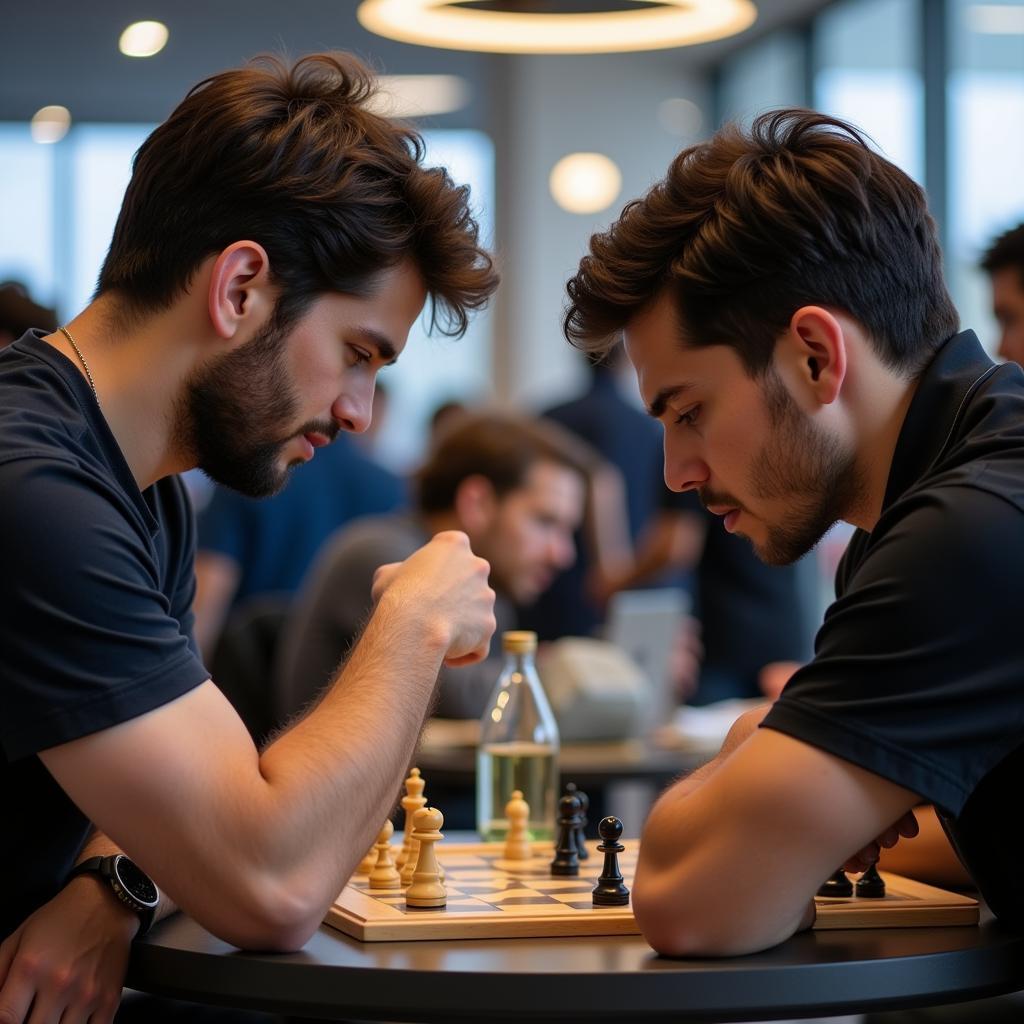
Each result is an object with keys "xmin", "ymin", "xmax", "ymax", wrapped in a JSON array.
[{"xmin": 58, "ymin": 325, "xmax": 98, "ymax": 398}]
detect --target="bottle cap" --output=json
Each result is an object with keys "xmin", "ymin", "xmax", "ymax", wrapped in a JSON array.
[{"xmin": 502, "ymin": 630, "xmax": 537, "ymax": 654}]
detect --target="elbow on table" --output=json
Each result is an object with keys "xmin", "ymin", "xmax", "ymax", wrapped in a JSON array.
[
  {"xmin": 193, "ymin": 877, "xmax": 326, "ymax": 953},
  {"xmin": 633, "ymin": 877, "xmax": 756, "ymax": 959}
]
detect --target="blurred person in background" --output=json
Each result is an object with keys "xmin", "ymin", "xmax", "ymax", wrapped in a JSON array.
[
  {"xmin": 981, "ymin": 222, "xmax": 1024, "ymax": 366},
  {"xmin": 277, "ymin": 410, "xmax": 593, "ymax": 722},
  {"xmin": 0, "ymin": 281, "xmax": 56, "ymax": 348}
]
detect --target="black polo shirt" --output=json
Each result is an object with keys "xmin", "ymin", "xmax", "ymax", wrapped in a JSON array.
[
  {"xmin": 764, "ymin": 330, "xmax": 1024, "ymax": 924},
  {"xmin": 0, "ymin": 331, "xmax": 209, "ymax": 937}
]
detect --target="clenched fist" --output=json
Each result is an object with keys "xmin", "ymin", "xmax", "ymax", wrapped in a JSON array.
[{"xmin": 372, "ymin": 531, "xmax": 497, "ymax": 666}]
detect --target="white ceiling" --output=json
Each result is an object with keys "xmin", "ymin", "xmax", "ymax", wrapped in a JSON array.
[{"xmin": 2, "ymin": 0, "xmax": 834, "ymax": 127}]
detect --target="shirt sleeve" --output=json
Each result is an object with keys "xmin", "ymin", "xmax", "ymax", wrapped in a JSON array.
[
  {"xmin": 0, "ymin": 458, "xmax": 210, "ymax": 760},
  {"xmin": 763, "ymin": 485, "xmax": 1024, "ymax": 815}
]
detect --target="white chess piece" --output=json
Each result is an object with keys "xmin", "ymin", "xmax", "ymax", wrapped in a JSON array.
[
  {"xmin": 504, "ymin": 789, "xmax": 532, "ymax": 861},
  {"xmin": 397, "ymin": 767, "xmax": 426, "ymax": 870},
  {"xmin": 369, "ymin": 819, "xmax": 401, "ymax": 889},
  {"xmin": 405, "ymin": 806, "xmax": 446, "ymax": 908},
  {"xmin": 357, "ymin": 841, "xmax": 377, "ymax": 875}
]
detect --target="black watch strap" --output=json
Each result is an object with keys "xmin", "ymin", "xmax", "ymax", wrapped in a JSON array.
[{"xmin": 67, "ymin": 855, "xmax": 158, "ymax": 935}]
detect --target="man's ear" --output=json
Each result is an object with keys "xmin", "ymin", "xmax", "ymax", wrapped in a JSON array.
[
  {"xmin": 780, "ymin": 306, "xmax": 847, "ymax": 407},
  {"xmin": 453, "ymin": 475, "xmax": 499, "ymax": 535},
  {"xmin": 207, "ymin": 241, "xmax": 274, "ymax": 342}
]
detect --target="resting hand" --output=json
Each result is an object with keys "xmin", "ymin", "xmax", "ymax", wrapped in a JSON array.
[
  {"xmin": 843, "ymin": 809, "xmax": 920, "ymax": 873},
  {"xmin": 0, "ymin": 877, "xmax": 138, "ymax": 1024}
]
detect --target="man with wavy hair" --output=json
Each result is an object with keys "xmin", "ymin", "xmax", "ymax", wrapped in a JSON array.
[
  {"xmin": 565, "ymin": 110, "xmax": 1024, "ymax": 956},
  {"xmin": 0, "ymin": 53, "xmax": 498, "ymax": 1020}
]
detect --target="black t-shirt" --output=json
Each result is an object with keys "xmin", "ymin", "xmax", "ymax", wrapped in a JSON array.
[
  {"xmin": 0, "ymin": 331, "xmax": 209, "ymax": 937},
  {"xmin": 764, "ymin": 330, "xmax": 1024, "ymax": 924}
]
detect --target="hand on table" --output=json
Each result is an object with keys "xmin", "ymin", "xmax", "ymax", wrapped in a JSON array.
[
  {"xmin": 0, "ymin": 877, "xmax": 138, "ymax": 1024},
  {"xmin": 843, "ymin": 809, "xmax": 920, "ymax": 873}
]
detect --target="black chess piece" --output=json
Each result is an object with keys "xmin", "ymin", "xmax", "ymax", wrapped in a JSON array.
[
  {"xmin": 855, "ymin": 864, "xmax": 886, "ymax": 898},
  {"xmin": 817, "ymin": 868, "xmax": 854, "ymax": 897},
  {"xmin": 592, "ymin": 816, "xmax": 630, "ymax": 907},
  {"xmin": 565, "ymin": 782, "xmax": 590, "ymax": 860},
  {"xmin": 550, "ymin": 793, "xmax": 582, "ymax": 876}
]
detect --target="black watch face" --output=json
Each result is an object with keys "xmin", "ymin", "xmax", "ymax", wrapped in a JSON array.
[{"xmin": 113, "ymin": 857, "xmax": 159, "ymax": 906}]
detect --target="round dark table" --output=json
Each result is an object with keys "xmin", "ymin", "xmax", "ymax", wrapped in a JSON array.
[{"xmin": 127, "ymin": 908, "xmax": 1024, "ymax": 1023}]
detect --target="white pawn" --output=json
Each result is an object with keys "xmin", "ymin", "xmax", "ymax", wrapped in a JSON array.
[
  {"xmin": 504, "ymin": 790, "xmax": 532, "ymax": 861},
  {"xmin": 369, "ymin": 819, "xmax": 401, "ymax": 889},
  {"xmin": 357, "ymin": 842, "xmax": 377, "ymax": 875},
  {"xmin": 405, "ymin": 806, "xmax": 446, "ymax": 908},
  {"xmin": 397, "ymin": 767, "xmax": 427, "ymax": 870}
]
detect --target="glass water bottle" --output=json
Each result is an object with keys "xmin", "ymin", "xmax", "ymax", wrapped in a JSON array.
[{"xmin": 476, "ymin": 630, "xmax": 560, "ymax": 841}]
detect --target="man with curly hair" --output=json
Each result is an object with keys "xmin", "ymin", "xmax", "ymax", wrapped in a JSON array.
[{"xmin": 0, "ymin": 53, "xmax": 498, "ymax": 1020}]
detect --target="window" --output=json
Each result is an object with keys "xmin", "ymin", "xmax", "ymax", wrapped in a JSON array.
[
  {"xmin": 814, "ymin": 0, "xmax": 924, "ymax": 182},
  {"xmin": 946, "ymin": 0, "xmax": 1024, "ymax": 351}
]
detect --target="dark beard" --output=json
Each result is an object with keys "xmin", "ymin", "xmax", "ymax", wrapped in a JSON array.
[
  {"xmin": 748, "ymin": 369, "xmax": 862, "ymax": 566},
  {"xmin": 174, "ymin": 318, "xmax": 301, "ymax": 498}
]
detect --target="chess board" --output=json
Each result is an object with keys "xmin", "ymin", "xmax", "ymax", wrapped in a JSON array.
[{"xmin": 325, "ymin": 841, "xmax": 979, "ymax": 942}]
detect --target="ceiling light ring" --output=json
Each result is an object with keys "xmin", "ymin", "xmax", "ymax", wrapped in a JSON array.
[{"xmin": 357, "ymin": 0, "xmax": 757, "ymax": 55}]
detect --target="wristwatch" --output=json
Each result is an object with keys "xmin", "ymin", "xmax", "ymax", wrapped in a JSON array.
[{"xmin": 67, "ymin": 854, "xmax": 159, "ymax": 935}]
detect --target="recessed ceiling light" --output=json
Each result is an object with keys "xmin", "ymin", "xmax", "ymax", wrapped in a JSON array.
[
  {"xmin": 550, "ymin": 153, "xmax": 622, "ymax": 215},
  {"xmin": 119, "ymin": 20, "xmax": 169, "ymax": 58},
  {"xmin": 358, "ymin": 0, "xmax": 757, "ymax": 55},
  {"xmin": 366, "ymin": 75, "xmax": 471, "ymax": 118},
  {"xmin": 30, "ymin": 105, "xmax": 71, "ymax": 144}
]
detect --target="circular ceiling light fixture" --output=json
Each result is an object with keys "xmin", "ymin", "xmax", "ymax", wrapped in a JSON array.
[
  {"xmin": 357, "ymin": 0, "xmax": 757, "ymax": 55},
  {"xmin": 119, "ymin": 20, "xmax": 169, "ymax": 58},
  {"xmin": 549, "ymin": 152, "xmax": 622, "ymax": 214},
  {"xmin": 31, "ymin": 105, "xmax": 71, "ymax": 144}
]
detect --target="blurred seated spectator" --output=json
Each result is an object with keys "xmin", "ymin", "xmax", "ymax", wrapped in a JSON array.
[
  {"xmin": 981, "ymin": 222, "xmax": 1024, "ymax": 365},
  {"xmin": 276, "ymin": 411, "xmax": 596, "ymax": 722},
  {"xmin": 0, "ymin": 281, "xmax": 56, "ymax": 348}
]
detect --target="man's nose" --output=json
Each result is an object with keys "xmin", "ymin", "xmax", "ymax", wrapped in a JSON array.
[{"xmin": 332, "ymin": 388, "xmax": 372, "ymax": 434}]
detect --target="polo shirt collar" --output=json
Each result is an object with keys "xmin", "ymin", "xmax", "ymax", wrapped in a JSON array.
[{"xmin": 882, "ymin": 330, "xmax": 996, "ymax": 511}]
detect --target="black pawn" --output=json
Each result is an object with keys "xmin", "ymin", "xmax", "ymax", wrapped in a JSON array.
[
  {"xmin": 856, "ymin": 864, "xmax": 886, "ymax": 898},
  {"xmin": 817, "ymin": 868, "xmax": 854, "ymax": 897},
  {"xmin": 565, "ymin": 783, "xmax": 590, "ymax": 861},
  {"xmin": 592, "ymin": 816, "xmax": 629, "ymax": 907},
  {"xmin": 550, "ymin": 793, "xmax": 582, "ymax": 876}
]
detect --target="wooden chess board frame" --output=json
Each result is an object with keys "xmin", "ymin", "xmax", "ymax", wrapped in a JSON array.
[{"xmin": 325, "ymin": 841, "xmax": 979, "ymax": 943}]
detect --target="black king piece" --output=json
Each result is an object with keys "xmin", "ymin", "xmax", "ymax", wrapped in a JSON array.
[{"xmin": 592, "ymin": 815, "xmax": 630, "ymax": 907}]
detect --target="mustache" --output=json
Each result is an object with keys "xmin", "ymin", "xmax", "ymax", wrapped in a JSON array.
[
  {"xmin": 295, "ymin": 420, "xmax": 341, "ymax": 443},
  {"xmin": 698, "ymin": 487, "xmax": 744, "ymax": 513}
]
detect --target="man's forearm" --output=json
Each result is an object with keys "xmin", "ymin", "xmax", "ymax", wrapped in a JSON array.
[{"xmin": 218, "ymin": 593, "xmax": 451, "ymax": 929}]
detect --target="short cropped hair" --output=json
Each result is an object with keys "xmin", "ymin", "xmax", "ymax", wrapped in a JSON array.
[
  {"xmin": 981, "ymin": 223, "xmax": 1024, "ymax": 285},
  {"xmin": 565, "ymin": 109, "xmax": 959, "ymax": 377},
  {"xmin": 416, "ymin": 411, "xmax": 596, "ymax": 515},
  {"xmin": 98, "ymin": 53, "xmax": 497, "ymax": 335}
]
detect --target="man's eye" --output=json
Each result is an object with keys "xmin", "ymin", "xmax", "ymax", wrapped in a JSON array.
[
  {"xmin": 673, "ymin": 405, "xmax": 700, "ymax": 427},
  {"xmin": 349, "ymin": 346, "xmax": 372, "ymax": 366}
]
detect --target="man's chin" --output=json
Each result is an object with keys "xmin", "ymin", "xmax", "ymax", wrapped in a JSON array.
[{"xmin": 200, "ymin": 456, "xmax": 293, "ymax": 499}]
